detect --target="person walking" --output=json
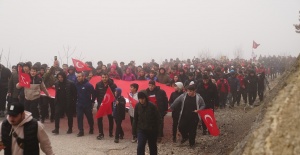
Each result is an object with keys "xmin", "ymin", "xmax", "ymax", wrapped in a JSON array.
[
  {"xmin": 95, "ymin": 73, "xmax": 117, "ymax": 140},
  {"xmin": 133, "ymin": 90, "xmax": 161, "ymax": 155},
  {"xmin": 0, "ymin": 102, "xmax": 54, "ymax": 155},
  {"xmin": 75, "ymin": 72, "xmax": 95, "ymax": 137},
  {"xmin": 112, "ymin": 88, "xmax": 126, "ymax": 143},
  {"xmin": 168, "ymin": 82, "xmax": 184, "ymax": 142},
  {"xmin": 52, "ymin": 71, "xmax": 77, "ymax": 134},
  {"xmin": 170, "ymin": 85, "xmax": 206, "ymax": 148}
]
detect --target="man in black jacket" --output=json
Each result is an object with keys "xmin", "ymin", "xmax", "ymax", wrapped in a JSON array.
[
  {"xmin": 52, "ymin": 71, "xmax": 77, "ymax": 134},
  {"xmin": 133, "ymin": 90, "xmax": 161, "ymax": 155},
  {"xmin": 245, "ymin": 70, "xmax": 258, "ymax": 108},
  {"xmin": 146, "ymin": 80, "xmax": 168, "ymax": 143},
  {"xmin": 112, "ymin": 88, "xmax": 126, "ymax": 143},
  {"xmin": 169, "ymin": 82, "xmax": 184, "ymax": 142},
  {"xmin": 196, "ymin": 74, "xmax": 218, "ymax": 135},
  {"xmin": 95, "ymin": 73, "xmax": 117, "ymax": 140}
]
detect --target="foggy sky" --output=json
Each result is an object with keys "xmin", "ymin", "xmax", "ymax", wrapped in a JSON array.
[{"xmin": 0, "ymin": 0, "xmax": 299, "ymax": 67}]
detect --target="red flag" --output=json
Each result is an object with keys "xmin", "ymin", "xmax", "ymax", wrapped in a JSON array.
[
  {"xmin": 72, "ymin": 58, "xmax": 92, "ymax": 72},
  {"xmin": 198, "ymin": 109, "xmax": 220, "ymax": 136},
  {"xmin": 253, "ymin": 40, "xmax": 260, "ymax": 49},
  {"xmin": 128, "ymin": 93, "xmax": 137, "ymax": 108},
  {"xmin": 148, "ymin": 95, "xmax": 157, "ymax": 106},
  {"xmin": 95, "ymin": 87, "xmax": 115, "ymax": 118},
  {"xmin": 18, "ymin": 66, "xmax": 31, "ymax": 88}
]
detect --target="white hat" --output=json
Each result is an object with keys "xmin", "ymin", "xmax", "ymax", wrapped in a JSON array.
[{"xmin": 175, "ymin": 82, "xmax": 184, "ymax": 90}]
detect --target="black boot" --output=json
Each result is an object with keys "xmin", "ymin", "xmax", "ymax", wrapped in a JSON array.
[
  {"xmin": 52, "ymin": 129, "xmax": 59, "ymax": 135},
  {"xmin": 67, "ymin": 128, "xmax": 72, "ymax": 134}
]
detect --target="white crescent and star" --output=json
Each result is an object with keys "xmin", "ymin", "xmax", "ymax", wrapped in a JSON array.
[
  {"xmin": 102, "ymin": 94, "xmax": 111, "ymax": 105},
  {"xmin": 204, "ymin": 114, "xmax": 214, "ymax": 127},
  {"xmin": 21, "ymin": 75, "xmax": 28, "ymax": 85},
  {"xmin": 75, "ymin": 62, "xmax": 84, "ymax": 69}
]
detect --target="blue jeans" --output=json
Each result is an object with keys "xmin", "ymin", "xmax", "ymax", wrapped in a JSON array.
[
  {"xmin": 77, "ymin": 105, "xmax": 94, "ymax": 132},
  {"xmin": 137, "ymin": 130, "xmax": 157, "ymax": 155}
]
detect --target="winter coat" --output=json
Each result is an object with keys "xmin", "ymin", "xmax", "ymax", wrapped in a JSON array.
[
  {"xmin": 228, "ymin": 76, "xmax": 240, "ymax": 92},
  {"xmin": 122, "ymin": 73, "xmax": 136, "ymax": 81},
  {"xmin": 146, "ymin": 86, "xmax": 168, "ymax": 116},
  {"xmin": 0, "ymin": 111, "xmax": 54, "ymax": 155},
  {"xmin": 216, "ymin": 79, "xmax": 230, "ymax": 94},
  {"xmin": 0, "ymin": 64, "xmax": 12, "ymax": 89},
  {"xmin": 43, "ymin": 66, "xmax": 62, "ymax": 88},
  {"xmin": 133, "ymin": 100, "xmax": 161, "ymax": 135},
  {"xmin": 112, "ymin": 96, "xmax": 126, "ymax": 120},
  {"xmin": 95, "ymin": 78, "xmax": 117, "ymax": 107},
  {"xmin": 67, "ymin": 73, "xmax": 77, "ymax": 83},
  {"xmin": 157, "ymin": 72, "xmax": 171, "ymax": 85},
  {"xmin": 8, "ymin": 72, "xmax": 20, "ymax": 98},
  {"xmin": 75, "ymin": 79, "xmax": 95, "ymax": 108},
  {"xmin": 169, "ymin": 90, "xmax": 183, "ymax": 118},
  {"xmin": 170, "ymin": 93, "xmax": 205, "ymax": 125},
  {"xmin": 17, "ymin": 75, "xmax": 49, "ymax": 101},
  {"xmin": 245, "ymin": 75, "xmax": 258, "ymax": 92},
  {"xmin": 197, "ymin": 81, "xmax": 218, "ymax": 109},
  {"xmin": 54, "ymin": 80, "xmax": 77, "ymax": 114}
]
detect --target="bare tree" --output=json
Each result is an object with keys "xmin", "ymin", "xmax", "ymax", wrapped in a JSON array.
[
  {"xmin": 294, "ymin": 11, "xmax": 300, "ymax": 33},
  {"xmin": 233, "ymin": 47, "xmax": 244, "ymax": 59},
  {"xmin": 198, "ymin": 48, "xmax": 211, "ymax": 61},
  {"xmin": 3, "ymin": 48, "xmax": 11, "ymax": 68},
  {"xmin": 58, "ymin": 45, "xmax": 77, "ymax": 65}
]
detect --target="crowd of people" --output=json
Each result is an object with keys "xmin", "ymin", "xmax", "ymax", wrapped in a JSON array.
[{"xmin": 0, "ymin": 54, "xmax": 296, "ymax": 154}]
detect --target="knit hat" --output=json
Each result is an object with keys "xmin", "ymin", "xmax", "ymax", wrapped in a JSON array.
[{"xmin": 175, "ymin": 82, "xmax": 183, "ymax": 90}]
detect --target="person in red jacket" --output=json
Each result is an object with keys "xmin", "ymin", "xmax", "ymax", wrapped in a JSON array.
[{"xmin": 216, "ymin": 75, "xmax": 230, "ymax": 109}]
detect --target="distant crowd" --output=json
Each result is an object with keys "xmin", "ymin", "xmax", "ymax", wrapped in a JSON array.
[{"xmin": 0, "ymin": 54, "xmax": 296, "ymax": 154}]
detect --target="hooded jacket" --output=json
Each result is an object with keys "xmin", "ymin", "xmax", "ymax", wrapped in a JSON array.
[
  {"xmin": 132, "ymin": 91, "xmax": 161, "ymax": 135},
  {"xmin": 112, "ymin": 88, "xmax": 126, "ymax": 120},
  {"xmin": 146, "ymin": 86, "xmax": 168, "ymax": 116},
  {"xmin": 54, "ymin": 73, "xmax": 77, "ymax": 113},
  {"xmin": 157, "ymin": 68, "xmax": 171, "ymax": 85},
  {"xmin": 170, "ymin": 92, "xmax": 205, "ymax": 124},
  {"xmin": 0, "ymin": 111, "xmax": 54, "ymax": 155}
]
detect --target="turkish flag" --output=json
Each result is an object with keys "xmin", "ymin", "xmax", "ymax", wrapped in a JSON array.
[
  {"xmin": 95, "ymin": 87, "xmax": 115, "ymax": 118},
  {"xmin": 253, "ymin": 40, "xmax": 260, "ymax": 49},
  {"xmin": 18, "ymin": 66, "xmax": 31, "ymax": 88},
  {"xmin": 198, "ymin": 109, "xmax": 220, "ymax": 136},
  {"xmin": 148, "ymin": 95, "xmax": 157, "ymax": 107},
  {"xmin": 72, "ymin": 58, "xmax": 92, "ymax": 72},
  {"xmin": 128, "ymin": 93, "xmax": 137, "ymax": 108}
]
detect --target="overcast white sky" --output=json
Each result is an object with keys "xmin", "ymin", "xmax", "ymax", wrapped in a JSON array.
[{"xmin": 0, "ymin": 0, "xmax": 299, "ymax": 67}]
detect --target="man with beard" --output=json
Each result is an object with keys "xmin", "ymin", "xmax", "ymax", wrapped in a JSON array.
[
  {"xmin": 52, "ymin": 71, "xmax": 77, "ymax": 134},
  {"xmin": 95, "ymin": 73, "xmax": 117, "ymax": 140},
  {"xmin": 0, "ymin": 102, "xmax": 54, "ymax": 154}
]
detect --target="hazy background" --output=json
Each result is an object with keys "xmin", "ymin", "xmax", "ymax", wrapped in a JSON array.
[{"xmin": 0, "ymin": 0, "xmax": 299, "ymax": 67}]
